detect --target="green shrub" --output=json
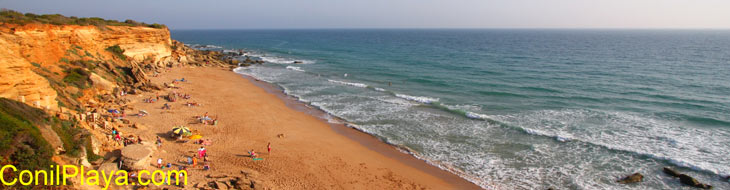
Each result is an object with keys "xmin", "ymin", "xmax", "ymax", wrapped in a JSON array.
[
  {"xmin": 51, "ymin": 117, "xmax": 82, "ymax": 157},
  {"xmin": 0, "ymin": 98, "xmax": 55, "ymax": 188},
  {"xmin": 62, "ymin": 68, "xmax": 90, "ymax": 89},
  {"xmin": 85, "ymin": 138, "xmax": 102, "ymax": 162},
  {"xmin": 105, "ymin": 45, "xmax": 126, "ymax": 60},
  {"xmin": 1, "ymin": 9, "xmax": 166, "ymax": 29},
  {"xmin": 31, "ymin": 62, "xmax": 41, "ymax": 67}
]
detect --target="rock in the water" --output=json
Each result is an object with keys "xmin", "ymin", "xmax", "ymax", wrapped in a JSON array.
[
  {"xmin": 120, "ymin": 144, "xmax": 154, "ymax": 170},
  {"xmin": 663, "ymin": 167, "xmax": 681, "ymax": 177},
  {"xmin": 617, "ymin": 173, "xmax": 643, "ymax": 184},
  {"xmin": 679, "ymin": 174, "xmax": 713, "ymax": 189}
]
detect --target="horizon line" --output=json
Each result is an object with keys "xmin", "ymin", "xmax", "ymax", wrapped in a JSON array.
[{"xmin": 169, "ymin": 27, "xmax": 730, "ymax": 31}]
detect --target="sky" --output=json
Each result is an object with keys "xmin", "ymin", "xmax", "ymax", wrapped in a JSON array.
[{"xmin": 1, "ymin": 0, "xmax": 729, "ymax": 29}]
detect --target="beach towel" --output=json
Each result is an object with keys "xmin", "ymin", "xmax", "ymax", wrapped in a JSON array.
[{"xmin": 252, "ymin": 158, "xmax": 263, "ymax": 161}]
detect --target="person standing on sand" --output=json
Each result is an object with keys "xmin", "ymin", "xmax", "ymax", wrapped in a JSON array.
[
  {"xmin": 156, "ymin": 136, "xmax": 162, "ymax": 147},
  {"xmin": 198, "ymin": 147, "xmax": 206, "ymax": 158},
  {"xmin": 267, "ymin": 143, "xmax": 271, "ymax": 154},
  {"xmin": 192, "ymin": 156, "xmax": 197, "ymax": 167},
  {"xmin": 157, "ymin": 158, "xmax": 163, "ymax": 168}
]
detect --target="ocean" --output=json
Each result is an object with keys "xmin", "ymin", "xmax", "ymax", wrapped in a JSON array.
[{"xmin": 172, "ymin": 29, "xmax": 730, "ymax": 189}]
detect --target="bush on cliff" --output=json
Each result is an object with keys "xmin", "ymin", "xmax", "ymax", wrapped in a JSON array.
[
  {"xmin": 63, "ymin": 68, "xmax": 91, "ymax": 89},
  {"xmin": 0, "ymin": 9, "xmax": 167, "ymax": 29},
  {"xmin": 51, "ymin": 117, "xmax": 84, "ymax": 157},
  {"xmin": 0, "ymin": 98, "xmax": 55, "ymax": 186},
  {"xmin": 106, "ymin": 45, "xmax": 127, "ymax": 61}
]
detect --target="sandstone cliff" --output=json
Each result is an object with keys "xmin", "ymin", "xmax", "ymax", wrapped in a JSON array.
[{"xmin": 0, "ymin": 23, "xmax": 193, "ymax": 110}]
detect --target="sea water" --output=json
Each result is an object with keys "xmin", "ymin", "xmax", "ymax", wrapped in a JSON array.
[{"xmin": 172, "ymin": 29, "xmax": 730, "ymax": 189}]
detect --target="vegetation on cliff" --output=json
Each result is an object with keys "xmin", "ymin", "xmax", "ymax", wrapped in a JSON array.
[
  {"xmin": 0, "ymin": 98, "xmax": 95, "ymax": 188},
  {"xmin": 105, "ymin": 45, "xmax": 127, "ymax": 60},
  {"xmin": 0, "ymin": 98, "xmax": 55, "ymax": 186},
  {"xmin": 0, "ymin": 9, "xmax": 166, "ymax": 29}
]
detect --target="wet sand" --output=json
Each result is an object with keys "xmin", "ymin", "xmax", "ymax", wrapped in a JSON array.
[{"xmin": 124, "ymin": 66, "xmax": 481, "ymax": 189}]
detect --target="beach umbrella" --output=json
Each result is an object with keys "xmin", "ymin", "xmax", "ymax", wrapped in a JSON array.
[
  {"xmin": 172, "ymin": 126, "xmax": 191, "ymax": 136},
  {"xmin": 188, "ymin": 135, "xmax": 203, "ymax": 140},
  {"xmin": 139, "ymin": 110, "xmax": 149, "ymax": 114}
]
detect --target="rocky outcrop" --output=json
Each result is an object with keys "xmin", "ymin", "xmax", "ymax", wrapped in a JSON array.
[
  {"xmin": 663, "ymin": 167, "xmax": 681, "ymax": 177},
  {"xmin": 678, "ymin": 174, "xmax": 713, "ymax": 189},
  {"xmin": 663, "ymin": 167, "xmax": 713, "ymax": 189},
  {"xmin": 617, "ymin": 173, "xmax": 643, "ymax": 184},
  {"xmin": 120, "ymin": 144, "xmax": 154, "ymax": 170},
  {"xmin": 89, "ymin": 73, "xmax": 116, "ymax": 92},
  {"xmin": 0, "ymin": 32, "xmax": 58, "ymax": 110},
  {"xmin": 0, "ymin": 23, "xmax": 188, "ymax": 110}
]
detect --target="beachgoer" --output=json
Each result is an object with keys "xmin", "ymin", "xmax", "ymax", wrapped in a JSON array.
[
  {"xmin": 250, "ymin": 149, "xmax": 257, "ymax": 158},
  {"xmin": 203, "ymin": 162, "xmax": 210, "ymax": 170},
  {"xmin": 267, "ymin": 143, "xmax": 271, "ymax": 154},
  {"xmin": 157, "ymin": 158, "xmax": 163, "ymax": 168},
  {"xmin": 187, "ymin": 156, "xmax": 192, "ymax": 165},
  {"xmin": 156, "ymin": 136, "xmax": 163, "ymax": 147},
  {"xmin": 192, "ymin": 156, "xmax": 197, "ymax": 167},
  {"xmin": 198, "ymin": 147, "xmax": 206, "ymax": 158}
]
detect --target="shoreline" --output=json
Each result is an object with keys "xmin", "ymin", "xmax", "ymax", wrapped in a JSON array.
[
  {"xmin": 240, "ymin": 72, "xmax": 483, "ymax": 189},
  {"xmin": 125, "ymin": 66, "xmax": 482, "ymax": 189}
]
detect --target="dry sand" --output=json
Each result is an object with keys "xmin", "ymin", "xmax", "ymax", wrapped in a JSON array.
[{"xmin": 122, "ymin": 66, "xmax": 481, "ymax": 189}]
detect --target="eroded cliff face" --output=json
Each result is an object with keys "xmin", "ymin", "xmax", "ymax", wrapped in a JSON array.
[{"xmin": 0, "ymin": 23, "xmax": 187, "ymax": 110}]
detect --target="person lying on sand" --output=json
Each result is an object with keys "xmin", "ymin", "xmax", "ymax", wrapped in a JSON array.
[{"xmin": 249, "ymin": 149, "xmax": 257, "ymax": 158}]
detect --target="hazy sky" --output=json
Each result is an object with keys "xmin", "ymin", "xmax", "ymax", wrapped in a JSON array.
[{"xmin": 1, "ymin": 0, "xmax": 729, "ymax": 29}]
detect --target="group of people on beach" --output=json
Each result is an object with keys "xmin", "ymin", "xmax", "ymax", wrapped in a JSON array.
[
  {"xmin": 136, "ymin": 73, "xmax": 282, "ymax": 188},
  {"xmin": 112, "ymin": 128, "xmax": 144, "ymax": 146}
]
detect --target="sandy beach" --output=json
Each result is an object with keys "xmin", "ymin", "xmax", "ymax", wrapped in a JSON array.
[{"xmin": 120, "ymin": 66, "xmax": 480, "ymax": 189}]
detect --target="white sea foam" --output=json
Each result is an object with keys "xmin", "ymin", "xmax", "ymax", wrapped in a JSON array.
[
  {"xmin": 374, "ymin": 87, "xmax": 386, "ymax": 92},
  {"xmin": 498, "ymin": 109, "xmax": 730, "ymax": 177},
  {"xmin": 323, "ymin": 114, "xmax": 343, "ymax": 124},
  {"xmin": 233, "ymin": 64, "xmax": 730, "ymax": 189},
  {"xmin": 285, "ymin": 66, "xmax": 305, "ymax": 72},
  {"xmin": 327, "ymin": 79, "xmax": 368, "ymax": 88},
  {"xmin": 465, "ymin": 112, "xmax": 490, "ymax": 120},
  {"xmin": 260, "ymin": 56, "xmax": 315, "ymax": 64},
  {"xmin": 187, "ymin": 44, "xmax": 223, "ymax": 50},
  {"xmin": 394, "ymin": 93, "xmax": 439, "ymax": 104}
]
